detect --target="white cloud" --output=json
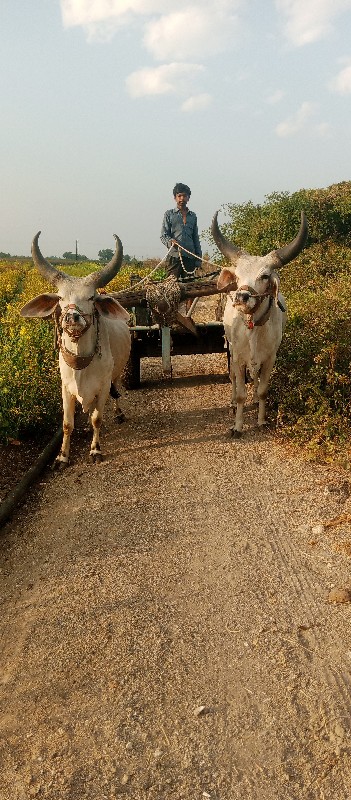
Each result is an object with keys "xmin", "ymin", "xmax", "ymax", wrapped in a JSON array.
[
  {"xmin": 276, "ymin": 101, "xmax": 315, "ymax": 136},
  {"xmin": 126, "ymin": 63, "xmax": 204, "ymax": 97},
  {"xmin": 266, "ymin": 89, "xmax": 285, "ymax": 105},
  {"xmin": 61, "ymin": 0, "xmax": 241, "ymax": 106},
  {"xmin": 143, "ymin": 3, "xmax": 240, "ymax": 61},
  {"xmin": 61, "ymin": 0, "xmax": 242, "ymax": 48},
  {"xmin": 275, "ymin": 0, "xmax": 351, "ymax": 46},
  {"xmin": 61, "ymin": 0, "xmax": 171, "ymax": 27},
  {"xmin": 60, "ymin": 0, "xmax": 175, "ymax": 38},
  {"xmin": 329, "ymin": 61, "xmax": 351, "ymax": 93},
  {"xmin": 315, "ymin": 122, "xmax": 331, "ymax": 137},
  {"xmin": 181, "ymin": 93, "xmax": 212, "ymax": 112}
]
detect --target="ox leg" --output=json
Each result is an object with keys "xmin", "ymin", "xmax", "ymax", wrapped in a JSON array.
[
  {"xmin": 231, "ymin": 364, "xmax": 246, "ymax": 437},
  {"xmin": 110, "ymin": 381, "xmax": 125, "ymax": 424},
  {"xmin": 90, "ymin": 408, "xmax": 103, "ymax": 462},
  {"xmin": 257, "ymin": 355, "xmax": 276, "ymax": 427},
  {"xmin": 89, "ymin": 388, "xmax": 110, "ymax": 463},
  {"xmin": 55, "ymin": 389, "xmax": 75, "ymax": 468},
  {"xmin": 229, "ymin": 348, "xmax": 237, "ymax": 415},
  {"xmin": 252, "ymin": 371, "xmax": 259, "ymax": 405}
]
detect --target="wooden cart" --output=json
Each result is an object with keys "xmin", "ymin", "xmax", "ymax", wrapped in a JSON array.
[{"xmin": 113, "ymin": 275, "xmax": 228, "ymax": 389}]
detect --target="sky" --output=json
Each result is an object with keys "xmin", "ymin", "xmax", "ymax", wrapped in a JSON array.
[{"xmin": 1, "ymin": 0, "xmax": 351, "ymax": 260}]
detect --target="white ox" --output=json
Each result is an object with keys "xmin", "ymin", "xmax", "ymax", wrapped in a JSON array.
[
  {"xmin": 21, "ymin": 232, "xmax": 131, "ymax": 466},
  {"xmin": 212, "ymin": 212, "xmax": 308, "ymax": 437}
]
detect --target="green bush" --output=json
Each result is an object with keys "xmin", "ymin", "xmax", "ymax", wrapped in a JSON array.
[
  {"xmin": 0, "ymin": 267, "xmax": 61, "ymax": 441},
  {"xmin": 204, "ymin": 183, "xmax": 351, "ymax": 466},
  {"xmin": 205, "ymin": 181, "xmax": 351, "ymax": 254},
  {"xmin": 271, "ymin": 244, "xmax": 351, "ymax": 464}
]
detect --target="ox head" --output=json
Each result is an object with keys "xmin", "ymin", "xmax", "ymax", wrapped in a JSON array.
[
  {"xmin": 212, "ymin": 211, "xmax": 308, "ymax": 312},
  {"xmin": 20, "ymin": 232, "xmax": 130, "ymax": 328}
]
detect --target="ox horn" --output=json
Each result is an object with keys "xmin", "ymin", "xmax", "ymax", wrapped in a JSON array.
[
  {"xmin": 85, "ymin": 234, "xmax": 123, "ymax": 289},
  {"xmin": 211, "ymin": 211, "xmax": 243, "ymax": 263},
  {"xmin": 31, "ymin": 232, "xmax": 70, "ymax": 284},
  {"xmin": 274, "ymin": 211, "xmax": 308, "ymax": 266},
  {"xmin": 32, "ymin": 231, "xmax": 123, "ymax": 289}
]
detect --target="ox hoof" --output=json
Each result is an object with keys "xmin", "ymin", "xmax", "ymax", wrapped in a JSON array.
[
  {"xmin": 116, "ymin": 412, "xmax": 126, "ymax": 424},
  {"xmin": 90, "ymin": 452, "xmax": 103, "ymax": 464},
  {"xmin": 52, "ymin": 458, "xmax": 68, "ymax": 471},
  {"xmin": 230, "ymin": 427, "xmax": 242, "ymax": 439}
]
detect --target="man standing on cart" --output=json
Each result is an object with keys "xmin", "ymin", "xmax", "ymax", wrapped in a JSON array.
[{"xmin": 160, "ymin": 183, "xmax": 202, "ymax": 281}]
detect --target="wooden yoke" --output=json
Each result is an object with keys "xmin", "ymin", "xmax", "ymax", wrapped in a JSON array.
[{"xmin": 108, "ymin": 277, "xmax": 223, "ymax": 310}]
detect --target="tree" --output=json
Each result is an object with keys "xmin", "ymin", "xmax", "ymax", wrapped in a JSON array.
[
  {"xmin": 123, "ymin": 254, "xmax": 140, "ymax": 266},
  {"xmin": 98, "ymin": 248, "xmax": 113, "ymax": 264},
  {"xmin": 62, "ymin": 251, "xmax": 88, "ymax": 261}
]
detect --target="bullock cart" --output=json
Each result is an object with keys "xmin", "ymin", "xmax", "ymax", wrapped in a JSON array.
[{"xmin": 110, "ymin": 274, "xmax": 228, "ymax": 389}]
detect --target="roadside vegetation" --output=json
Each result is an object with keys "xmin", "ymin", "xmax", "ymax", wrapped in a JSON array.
[
  {"xmin": 0, "ymin": 181, "xmax": 350, "ymax": 468},
  {"xmin": 204, "ymin": 181, "xmax": 351, "ymax": 467}
]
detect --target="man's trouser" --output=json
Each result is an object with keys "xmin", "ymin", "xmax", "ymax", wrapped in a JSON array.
[{"xmin": 166, "ymin": 254, "xmax": 196, "ymax": 280}]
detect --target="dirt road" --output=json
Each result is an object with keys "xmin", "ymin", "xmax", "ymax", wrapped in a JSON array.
[{"xmin": 1, "ymin": 341, "xmax": 351, "ymax": 799}]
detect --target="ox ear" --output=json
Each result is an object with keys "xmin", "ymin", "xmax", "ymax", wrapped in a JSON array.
[
  {"xmin": 270, "ymin": 271, "xmax": 280, "ymax": 305},
  {"xmin": 95, "ymin": 295, "xmax": 130, "ymax": 322},
  {"xmin": 217, "ymin": 268, "xmax": 237, "ymax": 291},
  {"xmin": 20, "ymin": 293, "xmax": 59, "ymax": 318}
]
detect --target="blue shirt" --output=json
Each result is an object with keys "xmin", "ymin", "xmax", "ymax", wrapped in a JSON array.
[{"xmin": 160, "ymin": 208, "xmax": 202, "ymax": 259}]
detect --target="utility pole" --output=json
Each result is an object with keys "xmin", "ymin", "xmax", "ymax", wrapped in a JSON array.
[{"xmin": 75, "ymin": 239, "xmax": 78, "ymax": 262}]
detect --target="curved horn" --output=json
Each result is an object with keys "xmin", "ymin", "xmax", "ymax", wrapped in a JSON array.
[
  {"xmin": 211, "ymin": 211, "xmax": 243, "ymax": 263},
  {"xmin": 274, "ymin": 211, "xmax": 308, "ymax": 266},
  {"xmin": 86, "ymin": 234, "xmax": 123, "ymax": 289},
  {"xmin": 31, "ymin": 232, "xmax": 69, "ymax": 284}
]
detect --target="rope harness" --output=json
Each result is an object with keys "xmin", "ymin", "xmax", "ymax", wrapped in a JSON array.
[
  {"xmin": 54, "ymin": 303, "xmax": 102, "ymax": 370},
  {"xmin": 112, "ymin": 245, "xmax": 220, "ymax": 296},
  {"xmin": 118, "ymin": 244, "xmax": 220, "ymax": 327},
  {"xmin": 145, "ymin": 275, "xmax": 181, "ymax": 326},
  {"xmin": 178, "ymin": 247, "xmax": 197, "ymax": 276}
]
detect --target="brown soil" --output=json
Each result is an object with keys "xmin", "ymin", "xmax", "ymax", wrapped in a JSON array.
[
  {"xmin": 1, "ymin": 299, "xmax": 351, "ymax": 799},
  {"xmin": 0, "ymin": 439, "xmax": 47, "ymax": 502}
]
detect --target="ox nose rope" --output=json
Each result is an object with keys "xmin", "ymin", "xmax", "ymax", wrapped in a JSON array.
[
  {"xmin": 229, "ymin": 289, "xmax": 275, "ymax": 329},
  {"xmin": 61, "ymin": 303, "xmax": 94, "ymax": 341},
  {"xmin": 55, "ymin": 304, "xmax": 102, "ymax": 370}
]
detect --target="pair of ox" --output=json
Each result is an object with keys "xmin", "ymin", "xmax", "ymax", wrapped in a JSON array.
[
  {"xmin": 212, "ymin": 211, "xmax": 308, "ymax": 436},
  {"xmin": 21, "ymin": 214, "xmax": 308, "ymax": 464},
  {"xmin": 21, "ymin": 234, "xmax": 131, "ymax": 467}
]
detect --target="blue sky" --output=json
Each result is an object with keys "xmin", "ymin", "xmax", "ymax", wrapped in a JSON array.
[{"xmin": 1, "ymin": 0, "xmax": 350, "ymax": 259}]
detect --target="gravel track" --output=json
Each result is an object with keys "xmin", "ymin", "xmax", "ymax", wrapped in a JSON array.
[{"xmin": 1, "ymin": 333, "xmax": 351, "ymax": 800}]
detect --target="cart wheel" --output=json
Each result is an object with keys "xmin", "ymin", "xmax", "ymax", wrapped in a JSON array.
[{"xmin": 123, "ymin": 340, "xmax": 141, "ymax": 389}]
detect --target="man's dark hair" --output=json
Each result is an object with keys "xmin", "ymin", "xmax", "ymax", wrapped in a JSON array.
[{"xmin": 173, "ymin": 183, "xmax": 191, "ymax": 197}]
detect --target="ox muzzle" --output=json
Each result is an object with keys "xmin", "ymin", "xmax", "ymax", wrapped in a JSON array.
[
  {"xmin": 60, "ymin": 303, "xmax": 95, "ymax": 342},
  {"xmin": 232, "ymin": 285, "xmax": 262, "ymax": 313}
]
